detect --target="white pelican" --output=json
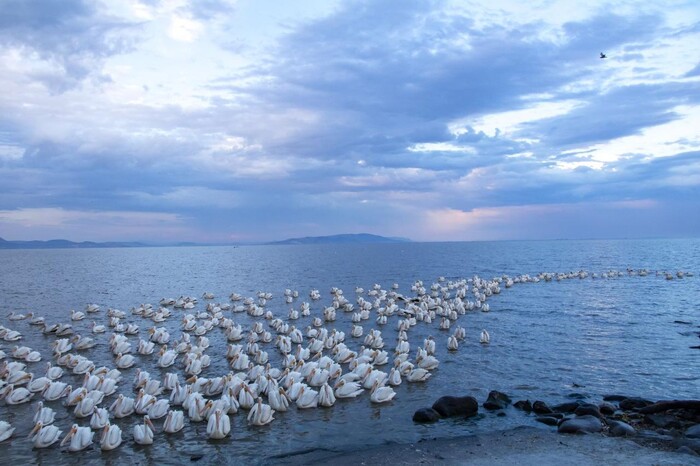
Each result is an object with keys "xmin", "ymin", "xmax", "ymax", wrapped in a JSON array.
[
  {"xmin": 52, "ymin": 339, "xmax": 72, "ymax": 355},
  {"xmin": 370, "ymin": 380, "xmax": 396, "ymax": 403},
  {"xmin": 100, "ymin": 423, "xmax": 122, "ymax": 451},
  {"xmin": 71, "ymin": 334, "xmax": 95, "ymax": 350},
  {"xmin": 115, "ymin": 353, "xmax": 135, "ymax": 369},
  {"xmin": 133, "ymin": 415, "xmax": 155, "ymax": 445},
  {"xmin": 11, "ymin": 345, "xmax": 30, "ymax": 359},
  {"xmin": 137, "ymin": 339, "xmax": 154, "ymax": 355},
  {"xmin": 46, "ymin": 362, "xmax": 63, "ymax": 381},
  {"xmin": 72, "ymin": 357, "xmax": 95, "ymax": 375},
  {"xmin": 85, "ymin": 304, "xmax": 100, "ymax": 313},
  {"xmin": 28, "ymin": 421, "xmax": 62, "ymax": 448},
  {"xmin": 207, "ymin": 409, "xmax": 231, "ymax": 439},
  {"xmin": 7, "ymin": 312, "xmax": 26, "ymax": 321},
  {"xmin": 417, "ymin": 354, "xmax": 439, "ymax": 370},
  {"xmin": 318, "ymin": 383, "xmax": 336, "ymax": 407},
  {"xmin": 64, "ymin": 387, "xmax": 86, "ymax": 406},
  {"xmin": 148, "ymin": 398, "xmax": 170, "ymax": 419},
  {"xmin": 134, "ymin": 390, "xmax": 156, "ymax": 414},
  {"xmin": 447, "ymin": 336, "xmax": 459, "ymax": 351},
  {"xmin": 295, "ymin": 386, "xmax": 318, "ymax": 409},
  {"xmin": 157, "ymin": 347, "xmax": 177, "ymax": 368},
  {"xmin": 163, "ymin": 410, "xmax": 185, "ymax": 433},
  {"xmin": 34, "ymin": 401, "xmax": 56, "ymax": 425},
  {"xmin": 188, "ymin": 397, "xmax": 212, "ymax": 422},
  {"xmin": 27, "ymin": 376, "xmax": 51, "ymax": 393},
  {"xmin": 267, "ymin": 387, "xmax": 289, "ymax": 412},
  {"xmin": 387, "ymin": 368, "xmax": 402, "ymax": 386},
  {"xmin": 480, "ymin": 330, "xmax": 490, "ymax": 344},
  {"xmin": 71, "ymin": 310, "xmax": 85, "ymax": 321},
  {"xmin": 60, "ymin": 424, "xmax": 93, "ymax": 451},
  {"xmin": 27, "ymin": 313, "xmax": 45, "ymax": 326},
  {"xmin": 406, "ymin": 368, "xmax": 431, "ymax": 382},
  {"xmin": 91, "ymin": 321, "xmax": 106, "ymax": 333},
  {"xmin": 74, "ymin": 395, "xmax": 97, "ymax": 418},
  {"xmin": 423, "ymin": 336, "xmax": 436, "ymax": 355},
  {"xmin": 237, "ymin": 385, "xmax": 255, "ymax": 409},
  {"xmin": 90, "ymin": 407, "xmax": 110, "ymax": 429},
  {"xmin": 247, "ymin": 398, "xmax": 274, "ymax": 426},
  {"xmin": 97, "ymin": 377, "xmax": 118, "ymax": 396},
  {"xmin": 334, "ymin": 379, "xmax": 364, "ymax": 398},
  {"xmin": 43, "ymin": 381, "xmax": 71, "ymax": 401},
  {"xmin": 110, "ymin": 394, "xmax": 135, "ymax": 418},
  {"xmin": 1, "ymin": 384, "xmax": 33, "ymax": 404},
  {"xmin": 0, "ymin": 421, "xmax": 14, "ymax": 442}
]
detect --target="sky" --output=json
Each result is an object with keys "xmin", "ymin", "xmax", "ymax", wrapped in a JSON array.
[{"xmin": 0, "ymin": 0, "xmax": 699, "ymax": 243}]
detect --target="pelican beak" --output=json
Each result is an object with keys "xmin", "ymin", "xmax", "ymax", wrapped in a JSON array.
[
  {"xmin": 60, "ymin": 426, "xmax": 76, "ymax": 446},
  {"xmin": 28, "ymin": 422, "xmax": 41, "ymax": 438},
  {"xmin": 146, "ymin": 417, "xmax": 155, "ymax": 431}
]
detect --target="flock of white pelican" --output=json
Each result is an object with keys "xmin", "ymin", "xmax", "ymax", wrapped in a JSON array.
[{"xmin": 0, "ymin": 268, "xmax": 690, "ymax": 454}]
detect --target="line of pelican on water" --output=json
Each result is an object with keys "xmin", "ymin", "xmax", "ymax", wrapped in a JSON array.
[{"xmin": 0, "ymin": 268, "xmax": 691, "ymax": 453}]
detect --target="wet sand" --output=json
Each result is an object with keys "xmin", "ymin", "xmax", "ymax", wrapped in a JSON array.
[{"xmin": 274, "ymin": 426, "xmax": 699, "ymax": 465}]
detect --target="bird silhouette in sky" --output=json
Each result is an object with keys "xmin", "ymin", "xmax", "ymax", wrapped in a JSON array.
[{"xmin": 600, "ymin": 52, "xmax": 607, "ymax": 59}]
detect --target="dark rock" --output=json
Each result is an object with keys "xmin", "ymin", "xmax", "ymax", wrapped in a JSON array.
[
  {"xmin": 636, "ymin": 429, "xmax": 676, "ymax": 441},
  {"xmin": 536, "ymin": 416, "xmax": 560, "ymax": 426},
  {"xmin": 413, "ymin": 408, "xmax": 442, "ymax": 423},
  {"xmin": 687, "ymin": 424, "xmax": 700, "ymax": 439},
  {"xmin": 645, "ymin": 413, "xmax": 681, "ymax": 429},
  {"xmin": 599, "ymin": 402, "xmax": 616, "ymax": 415},
  {"xmin": 483, "ymin": 391, "xmax": 512, "ymax": 410},
  {"xmin": 514, "ymin": 400, "xmax": 532, "ymax": 412},
  {"xmin": 603, "ymin": 395, "xmax": 628, "ymax": 402},
  {"xmin": 574, "ymin": 403, "xmax": 602, "ymax": 418},
  {"xmin": 674, "ymin": 438, "xmax": 700, "ymax": 454},
  {"xmin": 676, "ymin": 446, "xmax": 699, "ymax": 456},
  {"xmin": 567, "ymin": 393, "xmax": 587, "ymax": 400},
  {"xmin": 558, "ymin": 415, "xmax": 603, "ymax": 434},
  {"xmin": 431, "ymin": 396, "xmax": 478, "ymax": 418},
  {"xmin": 619, "ymin": 397, "xmax": 654, "ymax": 410},
  {"xmin": 190, "ymin": 455, "xmax": 204, "ymax": 462},
  {"xmin": 608, "ymin": 420, "xmax": 636, "ymax": 437},
  {"xmin": 497, "ymin": 412, "xmax": 506, "ymax": 417},
  {"xmin": 533, "ymin": 400, "xmax": 553, "ymax": 414},
  {"xmin": 553, "ymin": 401, "xmax": 582, "ymax": 413}
]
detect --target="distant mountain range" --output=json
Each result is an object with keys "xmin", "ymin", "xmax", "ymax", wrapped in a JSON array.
[
  {"xmin": 266, "ymin": 233, "xmax": 410, "ymax": 245},
  {"xmin": 0, "ymin": 237, "xmax": 148, "ymax": 249},
  {"xmin": 0, "ymin": 233, "xmax": 409, "ymax": 249}
]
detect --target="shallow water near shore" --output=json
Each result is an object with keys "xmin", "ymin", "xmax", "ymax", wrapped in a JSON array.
[{"xmin": 1, "ymin": 238, "xmax": 699, "ymax": 464}]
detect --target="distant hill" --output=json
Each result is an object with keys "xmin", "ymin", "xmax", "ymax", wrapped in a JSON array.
[
  {"xmin": 0, "ymin": 237, "xmax": 148, "ymax": 249},
  {"xmin": 267, "ymin": 233, "xmax": 410, "ymax": 245}
]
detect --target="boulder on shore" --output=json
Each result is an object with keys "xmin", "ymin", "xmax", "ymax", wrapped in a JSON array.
[
  {"xmin": 533, "ymin": 400, "xmax": 553, "ymax": 414},
  {"xmin": 413, "ymin": 408, "xmax": 441, "ymax": 423},
  {"xmin": 483, "ymin": 391, "xmax": 512, "ymax": 410},
  {"xmin": 608, "ymin": 420, "xmax": 636, "ymax": 437},
  {"xmin": 558, "ymin": 415, "xmax": 603, "ymax": 434},
  {"xmin": 574, "ymin": 403, "xmax": 602, "ymax": 419},
  {"xmin": 514, "ymin": 400, "xmax": 532, "ymax": 412},
  {"xmin": 619, "ymin": 397, "xmax": 654, "ymax": 410},
  {"xmin": 432, "ymin": 396, "xmax": 479, "ymax": 418}
]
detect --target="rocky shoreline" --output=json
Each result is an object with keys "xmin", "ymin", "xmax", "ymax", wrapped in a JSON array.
[
  {"xmin": 412, "ymin": 391, "xmax": 700, "ymax": 457},
  {"xmin": 274, "ymin": 392, "xmax": 700, "ymax": 465}
]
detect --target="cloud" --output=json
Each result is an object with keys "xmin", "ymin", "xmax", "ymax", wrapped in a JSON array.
[
  {"xmin": 0, "ymin": 207, "xmax": 191, "ymax": 241},
  {"xmin": 0, "ymin": 0, "xmax": 139, "ymax": 92},
  {"xmin": 0, "ymin": 0, "xmax": 699, "ymax": 242}
]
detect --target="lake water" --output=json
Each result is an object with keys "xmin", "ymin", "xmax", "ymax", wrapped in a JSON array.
[{"xmin": 1, "ymin": 239, "xmax": 699, "ymax": 464}]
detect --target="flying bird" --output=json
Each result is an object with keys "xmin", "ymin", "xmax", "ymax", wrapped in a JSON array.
[{"xmin": 600, "ymin": 52, "xmax": 607, "ymax": 59}]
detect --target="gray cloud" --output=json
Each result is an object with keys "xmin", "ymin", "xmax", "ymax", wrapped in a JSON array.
[{"xmin": 0, "ymin": 0, "xmax": 139, "ymax": 92}]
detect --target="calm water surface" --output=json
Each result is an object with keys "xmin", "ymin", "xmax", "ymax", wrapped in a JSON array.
[{"xmin": 1, "ymin": 239, "xmax": 698, "ymax": 464}]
